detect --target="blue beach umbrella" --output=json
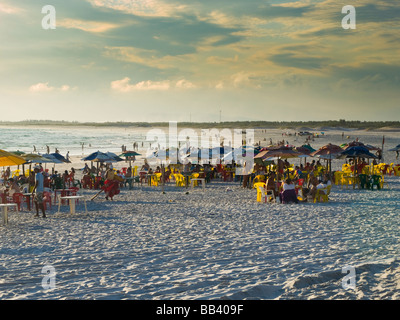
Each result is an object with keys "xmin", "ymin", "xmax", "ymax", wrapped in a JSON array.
[{"xmin": 340, "ymin": 146, "xmax": 378, "ymax": 159}]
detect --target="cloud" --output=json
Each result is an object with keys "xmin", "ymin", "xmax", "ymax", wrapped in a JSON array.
[
  {"xmin": 269, "ymin": 53, "xmax": 330, "ymax": 70},
  {"xmin": 0, "ymin": 3, "xmax": 22, "ymax": 14},
  {"xmin": 111, "ymin": 77, "xmax": 196, "ymax": 92},
  {"xmin": 58, "ymin": 18, "xmax": 119, "ymax": 33},
  {"xmin": 88, "ymin": 0, "xmax": 187, "ymax": 17},
  {"xmin": 29, "ymin": 82, "xmax": 72, "ymax": 92}
]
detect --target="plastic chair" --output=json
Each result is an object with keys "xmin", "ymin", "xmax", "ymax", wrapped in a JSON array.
[
  {"xmin": 12, "ymin": 192, "xmax": 24, "ymax": 211},
  {"xmin": 174, "ymin": 174, "xmax": 185, "ymax": 187},
  {"xmin": 69, "ymin": 187, "xmax": 80, "ymax": 203},
  {"xmin": 378, "ymin": 174, "xmax": 389, "ymax": 189},
  {"xmin": 190, "ymin": 173, "xmax": 199, "ymax": 187},
  {"xmin": 314, "ymin": 188, "xmax": 329, "ymax": 203},
  {"xmin": 370, "ymin": 175, "xmax": 381, "ymax": 190},
  {"xmin": 358, "ymin": 174, "xmax": 370, "ymax": 189},
  {"xmin": 265, "ymin": 189, "xmax": 276, "ymax": 203},
  {"xmin": 334, "ymin": 171, "xmax": 343, "ymax": 186},
  {"xmin": 43, "ymin": 191, "xmax": 52, "ymax": 210},
  {"xmin": 254, "ymin": 182, "xmax": 266, "ymax": 202}
]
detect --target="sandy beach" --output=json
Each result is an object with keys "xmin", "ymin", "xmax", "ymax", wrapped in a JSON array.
[{"xmin": 1, "ymin": 154, "xmax": 400, "ymax": 299}]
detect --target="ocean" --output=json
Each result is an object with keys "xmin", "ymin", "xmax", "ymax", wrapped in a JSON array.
[{"xmin": 1, "ymin": 124, "xmax": 399, "ymax": 170}]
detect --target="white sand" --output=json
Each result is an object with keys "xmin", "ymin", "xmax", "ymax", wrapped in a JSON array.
[
  {"xmin": 1, "ymin": 127, "xmax": 400, "ymax": 299},
  {"xmin": 1, "ymin": 165, "xmax": 400, "ymax": 299}
]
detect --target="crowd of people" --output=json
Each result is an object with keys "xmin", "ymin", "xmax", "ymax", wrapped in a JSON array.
[{"xmin": 249, "ymin": 158, "xmax": 333, "ymax": 204}]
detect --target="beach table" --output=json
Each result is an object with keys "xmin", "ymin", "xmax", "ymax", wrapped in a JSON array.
[
  {"xmin": 190, "ymin": 178, "xmax": 206, "ymax": 190},
  {"xmin": 57, "ymin": 195, "xmax": 87, "ymax": 214},
  {"xmin": 23, "ymin": 193, "xmax": 33, "ymax": 211},
  {"xmin": 54, "ymin": 188, "xmax": 75, "ymax": 205},
  {"xmin": 0, "ymin": 203, "xmax": 18, "ymax": 225}
]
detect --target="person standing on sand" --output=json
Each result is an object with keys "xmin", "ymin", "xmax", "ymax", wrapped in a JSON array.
[
  {"xmin": 102, "ymin": 167, "xmax": 121, "ymax": 200},
  {"xmin": 32, "ymin": 166, "xmax": 46, "ymax": 218}
]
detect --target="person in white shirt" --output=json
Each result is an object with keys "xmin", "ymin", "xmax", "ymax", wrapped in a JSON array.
[
  {"xmin": 282, "ymin": 179, "xmax": 296, "ymax": 191},
  {"xmin": 280, "ymin": 178, "xmax": 298, "ymax": 203}
]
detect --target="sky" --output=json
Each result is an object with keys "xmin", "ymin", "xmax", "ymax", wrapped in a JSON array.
[{"xmin": 0, "ymin": 0, "xmax": 399, "ymax": 123}]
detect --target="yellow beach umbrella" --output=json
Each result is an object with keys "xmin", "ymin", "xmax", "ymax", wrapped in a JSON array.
[{"xmin": 0, "ymin": 149, "xmax": 27, "ymax": 167}]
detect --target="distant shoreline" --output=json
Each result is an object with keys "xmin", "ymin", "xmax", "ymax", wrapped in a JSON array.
[{"xmin": 1, "ymin": 120, "xmax": 400, "ymax": 131}]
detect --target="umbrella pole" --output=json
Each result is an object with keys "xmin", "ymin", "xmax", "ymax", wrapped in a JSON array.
[
  {"xmin": 353, "ymin": 157, "xmax": 357, "ymax": 189},
  {"xmin": 161, "ymin": 164, "xmax": 165, "ymax": 193}
]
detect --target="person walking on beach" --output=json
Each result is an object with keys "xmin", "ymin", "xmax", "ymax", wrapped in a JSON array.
[
  {"xmin": 102, "ymin": 167, "xmax": 121, "ymax": 200},
  {"xmin": 32, "ymin": 166, "xmax": 46, "ymax": 218}
]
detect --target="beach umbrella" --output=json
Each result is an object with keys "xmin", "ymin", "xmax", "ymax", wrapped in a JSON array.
[
  {"xmin": 40, "ymin": 154, "xmax": 64, "ymax": 164},
  {"xmin": 340, "ymin": 146, "xmax": 378, "ymax": 189},
  {"xmin": 105, "ymin": 152, "xmax": 124, "ymax": 162},
  {"xmin": 119, "ymin": 150, "xmax": 141, "ymax": 167},
  {"xmin": 21, "ymin": 153, "xmax": 54, "ymax": 176},
  {"xmin": 254, "ymin": 146, "xmax": 304, "ymax": 177},
  {"xmin": 388, "ymin": 144, "xmax": 400, "ymax": 152},
  {"xmin": 255, "ymin": 146, "xmax": 304, "ymax": 160},
  {"xmin": 22, "ymin": 153, "xmax": 53, "ymax": 163},
  {"xmin": 82, "ymin": 151, "xmax": 114, "ymax": 162},
  {"xmin": 294, "ymin": 145, "xmax": 316, "ymax": 166},
  {"xmin": 0, "ymin": 149, "xmax": 27, "ymax": 167},
  {"xmin": 310, "ymin": 143, "xmax": 343, "ymax": 175},
  {"xmin": 340, "ymin": 146, "xmax": 378, "ymax": 159},
  {"xmin": 343, "ymin": 141, "xmax": 380, "ymax": 151},
  {"xmin": 82, "ymin": 151, "xmax": 117, "ymax": 174},
  {"xmin": 49, "ymin": 152, "xmax": 70, "ymax": 163},
  {"xmin": 119, "ymin": 151, "xmax": 141, "ymax": 157},
  {"xmin": 222, "ymin": 146, "xmax": 257, "ymax": 164},
  {"xmin": 10, "ymin": 150, "xmax": 25, "ymax": 156}
]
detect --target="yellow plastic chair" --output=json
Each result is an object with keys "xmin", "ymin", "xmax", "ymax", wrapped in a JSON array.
[
  {"xmin": 334, "ymin": 171, "xmax": 343, "ymax": 186},
  {"xmin": 152, "ymin": 173, "xmax": 162, "ymax": 186},
  {"xmin": 341, "ymin": 173, "xmax": 351, "ymax": 189},
  {"xmin": 190, "ymin": 173, "xmax": 199, "ymax": 187},
  {"xmin": 314, "ymin": 185, "xmax": 331, "ymax": 203},
  {"xmin": 253, "ymin": 175, "xmax": 265, "ymax": 184},
  {"xmin": 254, "ymin": 182, "xmax": 266, "ymax": 202},
  {"xmin": 377, "ymin": 173, "xmax": 389, "ymax": 189},
  {"xmin": 174, "ymin": 174, "xmax": 185, "ymax": 187}
]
